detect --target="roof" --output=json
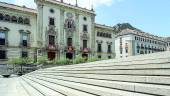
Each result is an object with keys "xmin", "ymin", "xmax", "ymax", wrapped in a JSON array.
[
  {"xmin": 95, "ymin": 23, "xmax": 114, "ymax": 30},
  {"xmin": 0, "ymin": 1, "xmax": 37, "ymax": 14},
  {"xmin": 41, "ymin": 0, "xmax": 95, "ymax": 15},
  {"xmin": 116, "ymin": 28, "xmax": 165, "ymax": 41}
]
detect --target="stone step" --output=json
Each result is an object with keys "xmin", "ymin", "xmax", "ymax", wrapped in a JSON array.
[
  {"xmin": 46, "ymin": 51, "xmax": 170, "ymax": 70},
  {"xmin": 21, "ymin": 77, "xmax": 67, "ymax": 96},
  {"xmin": 31, "ymin": 72, "xmax": 170, "ymax": 85},
  {"xmin": 27, "ymin": 74, "xmax": 170, "ymax": 96},
  {"xmin": 34, "ymin": 68, "xmax": 170, "ymax": 76},
  {"xmin": 43, "ymin": 63, "xmax": 170, "ymax": 71},
  {"xmin": 22, "ymin": 76, "xmax": 98, "ymax": 96},
  {"xmin": 46, "ymin": 58, "xmax": 170, "ymax": 70},
  {"xmin": 24, "ymin": 75, "xmax": 155, "ymax": 96},
  {"xmin": 19, "ymin": 77, "xmax": 45, "ymax": 96}
]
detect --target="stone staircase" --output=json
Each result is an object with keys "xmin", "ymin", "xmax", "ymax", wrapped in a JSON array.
[{"xmin": 20, "ymin": 51, "xmax": 170, "ymax": 96}]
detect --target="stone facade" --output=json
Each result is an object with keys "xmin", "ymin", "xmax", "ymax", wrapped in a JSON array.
[{"xmin": 0, "ymin": 0, "xmax": 116, "ymax": 63}]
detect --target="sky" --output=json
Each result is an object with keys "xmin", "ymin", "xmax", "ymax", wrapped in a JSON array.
[{"xmin": 0, "ymin": 0, "xmax": 170, "ymax": 37}]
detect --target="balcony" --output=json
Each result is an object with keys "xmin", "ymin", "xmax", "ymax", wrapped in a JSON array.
[
  {"xmin": 141, "ymin": 46, "xmax": 144, "ymax": 49},
  {"xmin": 81, "ymin": 48, "xmax": 90, "ymax": 53},
  {"xmin": 65, "ymin": 46, "xmax": 74, "ymax": 53},
  {"xmin": 19, "ymin": 41, "xmax": 30, "ymax": 48},
  {"xmin": 47, "ymin": 44, "xmax": 58, "ymax": 51},
  {"xmin": 97, "ymin": 49, "xmax": 102, "ymax": 53},
  {"xmin": 137, "ymin": 46, "xmax": 140, "ymax": 49},
  {"xmin": 107, "ymin": 50, "xmax": 112, "ymax": 54}
]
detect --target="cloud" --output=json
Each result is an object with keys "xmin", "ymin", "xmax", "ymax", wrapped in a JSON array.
[
  {"xmin": 14, "ymin": 0, "xmax": 36, "ymax": 8},
  {"xmin": 13, "ymin": 0, "xmax": 123, "ymax": 9}
]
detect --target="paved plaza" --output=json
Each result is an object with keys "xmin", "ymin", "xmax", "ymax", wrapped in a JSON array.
[{"xmin": 0, "ymin": 75, "xmax": 29, "ymax": 96}]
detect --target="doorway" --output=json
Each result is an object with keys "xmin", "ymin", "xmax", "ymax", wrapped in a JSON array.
[
  {"xmin": 48, "ymin": 52, "xmax": 56, "ymax": 60},
  {"xmin": 82, "ymin": 54, "xmax": 88, "ymax": 61},
  {"xmin": 66, "ymin": 53, "xmax": 73, "ymax": 59}
]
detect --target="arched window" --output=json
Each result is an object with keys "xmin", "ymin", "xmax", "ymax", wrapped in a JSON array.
[
  {"xmin": 18, "ymin": 17, "xmax": 23, "ymax": 24},
  {"xmin": 11, "ymin": 16, "xmax": 17, "ymax": 23},
  {"xmin": 24, "ymin": 18, "xmax": 30, "ymax": 25},
  {"xmin": 4, "ymin": 14, "xmax": 10, "ymax": 21},
  {"xmin": 0, "ymin": 13, "xmax": 4, "ymax": 20}
]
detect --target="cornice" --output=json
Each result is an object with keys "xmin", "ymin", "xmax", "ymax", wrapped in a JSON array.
[
  {"xmin": 0, "ymin": 1, "xmax": 37, "ymax": 15},
  {"xmin": 116, "ymin": 29, "xmax": 165, "ymax": 41},
  {"xmin": 36, "ymin": 0, "xmax": 95, "ymax": 15},
  {"xmin": 95, "ymin": 23, "xmax": 114, "ymax": 31}
]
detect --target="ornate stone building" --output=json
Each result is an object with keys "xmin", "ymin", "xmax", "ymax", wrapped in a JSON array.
[{"xmin": 0, "ymin": 0, "xmax": 116, "ymax": 63}]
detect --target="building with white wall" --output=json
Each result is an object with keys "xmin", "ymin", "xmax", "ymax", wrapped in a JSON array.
[
  {"xmin": 95, "ymin": 24, "xmax": 115, "ymax": 59},
  {"xmin": 0, "ymin": 0, "xmax": 116, "ymax": 64},
  {"xmin": 165, "ymin": 37, "xmax": 170, "ymax": 51},
  {"xmin": 115, "ymin": 29, "xmax": 167, "ymax": 58}
]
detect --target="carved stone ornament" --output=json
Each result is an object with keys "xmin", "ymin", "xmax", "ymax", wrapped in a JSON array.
[
  {"xmin": 64, "ymin": 12, "xmax": 75, "ymax": 32},
  {"xmin": 48, "ymin": 26, "xmax": 56, "ymax": 35},
  {"xmin": 106, "ymin": 41, "xmax": 112, "ymax": 45},
  {"xmin": 0, "ymin": 27, "xmax": 10, "ymax": 32},
  {"xmin": 67, "ymin": 31, "xmax": 73, "ymax": 38},
  {"xmin": 81, "ymin": 33, "xmax": 89, "ymax": 40},
  {"xmin": 96, "ymin": 40, "xmax": 103, "ymax": 44}
]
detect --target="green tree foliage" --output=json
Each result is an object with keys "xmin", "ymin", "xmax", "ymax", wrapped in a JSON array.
[
  {"xmin": 37, "ymin": 56, "xmax": 48, "ymax": 65},
  {"xmin": 113, "ymin": 23, "xmax": 141, "ymax": 33},
  {"xmin": 8, "ymin": 57, "xmax": 33, "ymax": 65}
]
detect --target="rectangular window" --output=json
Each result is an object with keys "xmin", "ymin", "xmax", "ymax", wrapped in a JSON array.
[
  {"xmin": 22, "ymin": 35, "xmax": 28, "ymax": 47},
  {"xmin": 0, "ymin": 50, "xmax": 6, "ymax": 59},
  {"xmin": 120, "ymin": 48, "xmax": 123, "ymax": 54},
  {"xmin": 83, "ymin": 25, "xmax": 88, "ymax": 32},
  {"xmin": 0, "ymin": 32, "xmax": 5, "ymax": 45},
  {"xmin": 107, "ymin": 45, "xmax": 112, "ymax": 53},
  {"xmin": 97, "ymin": 44, "xmax": 102, "ymax": 52},
  {"xmin": 98, "ymin": 55, "xmax": 101, "ymax": 59},
  {"xmin": 126, "ymin": 48, "xmax": 128, "ymax": 53},
  {"xmin": 22, "ymin": 51, "xmax": 28, "ymax": 58},
  {"xmin": 49, "ymin": 35, "xmax": 55, "ymax": 45},
  {"xmin": 67, "ymin": 38, "xmax": 72, "ymax": 46},
  {"xmin": 108, "ymin": 56, "xmax": 111, "ymax": 59},
  {"xmin": 49, "ymin": 17, "xmax": 55, "ymax": 25},
  {"xmin": 83, "ymin": 40, "xmax": 87, "ymax": 48}
]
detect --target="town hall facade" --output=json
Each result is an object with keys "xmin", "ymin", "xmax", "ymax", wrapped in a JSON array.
[{"xmin": 0, "ymin": 0, "xmax": 116, "ymax": 63}]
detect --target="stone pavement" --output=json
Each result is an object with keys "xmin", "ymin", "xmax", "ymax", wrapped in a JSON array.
[{"xmin": 0, "ymin": 75, "xmax": 29, "ymax": 96}]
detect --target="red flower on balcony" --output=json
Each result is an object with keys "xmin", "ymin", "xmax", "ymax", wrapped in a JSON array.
[
  {"xmin": 48, "ymin": 44, "xmax": 56, "ymax": 51},
  {"xmin": 81, "ymin": 48, "xmax": 90, "ymax": 53},
  {"xmin": 67, "ymin": 46, "xmax": 74, "ymax": 53}
]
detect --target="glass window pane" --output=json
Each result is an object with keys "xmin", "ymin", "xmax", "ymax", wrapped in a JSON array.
[{"xmin": 0, "ymin": 32, "xmax": 5, "ymax": 38}]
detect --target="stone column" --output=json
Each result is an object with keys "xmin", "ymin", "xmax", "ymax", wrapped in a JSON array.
[
  {"xmin": 91, "ymin": 15, "xmax": 95, "ymax": 58},
  {"xmin": 37, "ymin": 4, "xmax": 44, "ymax": 48},
  {"xmin": 75, "ymin": 13, "xmax": 80, "ymax": 55},
  {"xmin": 60, "ymin": 9, "xmax": 65, "ymax": 59}
]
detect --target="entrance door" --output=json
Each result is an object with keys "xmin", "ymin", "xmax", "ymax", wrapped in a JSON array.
[
  {"xmin": 82, "ymin": 54, "xmax": 88, "ymax": 61},
  {"xmin": 66, "ymin": 53, "xmax": 73, "ymax": 59},
  {"xmin": 48, "ymin": 52, "xmax": 56, "ymax": 60}
]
